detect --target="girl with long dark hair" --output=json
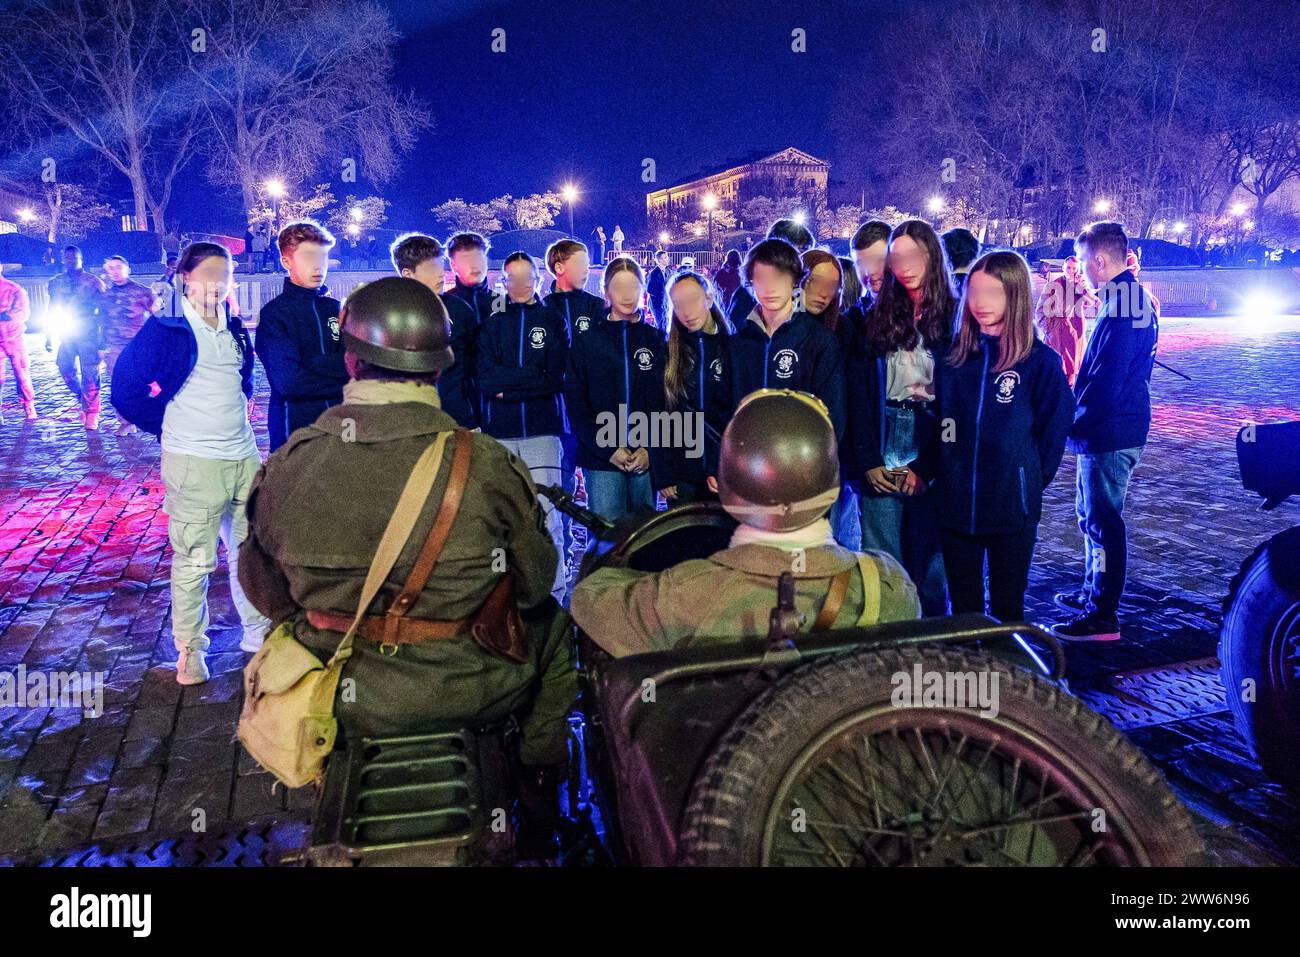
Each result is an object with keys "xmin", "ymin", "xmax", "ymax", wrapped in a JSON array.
[
  {"xmin": 914, "ymin": 250, "xmax": 1073, "ymax": 621},
  {"xmin": 659, "ymin": 270, "xmax": 731, "ymax": 502},
  {"xmin": 844, "ymin": 219, "xmax": 957, "ymax": 614}
]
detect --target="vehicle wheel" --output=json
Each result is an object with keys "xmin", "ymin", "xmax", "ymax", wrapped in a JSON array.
[
  {"xmin": 1219, "ymin": 526, "xmax": 1300, "ymax": 792},
  {"xmin": 678, "ymin": 646, "xmax": 1203, "ymax": 866}
]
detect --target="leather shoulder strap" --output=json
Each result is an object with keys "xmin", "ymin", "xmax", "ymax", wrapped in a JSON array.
[
  {"xmin": 385, "ymin": 429, "xmax": 474, "ymax": 632},
  {"xmin": 855, "ymin": 553, "xmax": 881, "ymax": 627},
  {"xmin": 812, "ymin": 568, "xmax": 852, "ymax": 632}
]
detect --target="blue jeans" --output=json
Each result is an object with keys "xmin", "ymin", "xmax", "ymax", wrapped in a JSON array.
[
  {"xmin": 586, "ymin": 468, "xmax": 654, "ymax": 523},
  {"xmin": 1075, "ymin": 447, "xmax": 1143, "ymax": 618}
]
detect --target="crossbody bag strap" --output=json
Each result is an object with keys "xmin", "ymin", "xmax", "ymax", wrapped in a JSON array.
[
  {"xmin": 382, "ymin": 429, "xmax": 473, "ymax": 644},
  {"xmin": 323, "ymin": 430, "xmax": 456, "ymax": 667},
  {"xmin": 855, "ymin": 553, "xmax": 881, "ymax": 627}
]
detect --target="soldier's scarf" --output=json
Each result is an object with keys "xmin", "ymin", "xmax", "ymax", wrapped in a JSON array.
[
  {"xmin": 341, "ymin": 379, "xmax": 443, "ymax": 408},
  {"xmin": 729, "ymin": 517, "xmax": 836, "ymax": 552}
]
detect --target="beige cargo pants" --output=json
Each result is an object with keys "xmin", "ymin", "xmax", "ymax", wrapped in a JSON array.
[{"xmin": 161, "ymin": 450, "xmax": 271, "ymax": 651}]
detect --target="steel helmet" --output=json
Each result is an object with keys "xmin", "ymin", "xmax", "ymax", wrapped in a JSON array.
[
  {"xmin": 717, "ymin": 389, "xmax": 840, "ymax": 532},
  {"xmin": 339, "ymin": 277, "xmax": 454, "ymax": 374}
]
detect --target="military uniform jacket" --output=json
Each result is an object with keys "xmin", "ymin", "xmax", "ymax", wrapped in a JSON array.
[
  {"xmin": 238, "ymin": 396, "xmax": 573, "ymax": 749},
  {"xmin": 570, "ymin": 543, "xmax": 920, "ymax": 658}
]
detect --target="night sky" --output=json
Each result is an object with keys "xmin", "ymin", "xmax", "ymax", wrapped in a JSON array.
[{"xmin": 170, "ymin": 0, "xmax": 896, "ymax": 240}]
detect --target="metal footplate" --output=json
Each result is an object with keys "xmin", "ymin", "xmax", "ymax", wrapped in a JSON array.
[{"xmin": 301, "ymin": 729, "xmax": 510, "ymax": 866}]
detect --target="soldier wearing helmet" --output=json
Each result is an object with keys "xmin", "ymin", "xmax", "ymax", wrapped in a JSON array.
[
  {"xmin": 238, "ymin": 277, "xmax": 577, "ymax": 853},
  {"xmin": 571, "ymin": 389, "xmax": 920, "ymax": 657}
]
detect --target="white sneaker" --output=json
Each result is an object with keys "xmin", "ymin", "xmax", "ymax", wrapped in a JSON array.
[
  {"xmin": 240, "ymin": 621, "xmax": 271, "ymax": 653},
  {"xmin": 176, "ymin": 647, "xmax": 211, "ymax": 685}
]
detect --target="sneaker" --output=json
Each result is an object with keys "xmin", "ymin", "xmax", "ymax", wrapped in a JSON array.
[
  {"xmin": 1054, "ymin": 591, "xmax": 1090, "ymax": 614},
  {"xmin": 240, "ymin": 621, "xmax": 270, "ymax": 653},
  {"xmin": 83, "ymin": 411, "xmax": 99, "ymax": 431},
  {"xmin": 1051, "ymin": 613, "xmax": 1121, "ymax": 642},
  {"xmin": 176, "ymin": 647, "xmax": 211, "ymax": 685}
]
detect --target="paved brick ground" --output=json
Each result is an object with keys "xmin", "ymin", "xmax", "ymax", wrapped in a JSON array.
[{"xmin": 1, "ymin": 314, "xmax": 1298, "ymax": 865}]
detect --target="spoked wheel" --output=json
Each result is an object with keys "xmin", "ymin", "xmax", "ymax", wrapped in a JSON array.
[{"xmin": 679, "ymin": 646, "xmax": 1203, "ymax": 866}]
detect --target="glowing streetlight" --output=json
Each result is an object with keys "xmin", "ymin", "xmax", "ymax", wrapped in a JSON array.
[
  {"xmin": 927, "ymin": 195, "xmax": 945, "ymax": 214},
  {"xmin": 561, "ymin": 183, "xmax": 578, "ymax": 238},
  {"xmin": 658, "ymin": 231, "xmax": 670, "ymax": 245},
  {"xmin": 347, "ymin": 224, "xmax": 360, "ymax": 238},
  {"xmin": 17, "ymin": 208, "xmax": 34, "ymax": 223},
  {"xmin": 1231, "ymin": 201, "xmax": 1247, "ymax": 216},
  {"xmin": 1093, "ymin": 198, "xmax": 1111, "ymax": 214},
  {"xmin": 702, "ymin": 193, "xmax": 718, "ymax": 252},
  {"xmin": 1172, "ymin": 221, "xmax": 1187, "ymax": 234},
  {"xmin": 265, "ymin": 179, "xmax": 287, "ymax": 250},
  {"xmin": 792, "ymin": 210, "xmax": 807, "ymax": 227}
]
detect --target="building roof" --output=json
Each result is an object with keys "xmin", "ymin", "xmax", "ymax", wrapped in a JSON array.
[{"xmin": 649, "ymin": 148, "xmax": 831, "ymax": 195}]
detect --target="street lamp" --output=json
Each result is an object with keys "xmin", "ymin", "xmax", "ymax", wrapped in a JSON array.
[
  {"xmin": 265, "ymin": 178, "xmax": 287, "ymax": 235},
  {"xmin": 562, "ymin": 183, "xmax": 578, "ymax": 238},
  {"xmin": 792, "ymin": 210, "xmax": 807, "ymax": 227},
  {"xmin": 1093, "ymin": 198, "xmax": 1111, "ymax": 214},
  {"xmin": 703, "ymin": 192, "xmax": 717, "ymax": 255},
  {"xmin": 927, "ymin": 195, "xmax": 945, "ymax": 215},
  {"xmin": 1231, "ymin": 201, "xmax": 1247, "ymax": 216},
  {"xmin": 658, "ymin": 231, "xmax": 670, "ymax": 245}
]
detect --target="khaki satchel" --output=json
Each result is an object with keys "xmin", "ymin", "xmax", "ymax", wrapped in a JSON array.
[{"xmin": 237, "ymin": 430, "xmax": 463, "ymax": 789}]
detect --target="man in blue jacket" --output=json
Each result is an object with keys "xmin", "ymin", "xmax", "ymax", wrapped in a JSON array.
[
  {"xmin": 254, "ymin": 220, "xmax": 347, "ymax": 451},
  {"xmin": 478, "ymin": 252, "xmax": 570, "ymax": 602},
  {"xmin": 1052, "ymin": 221, "xmax": 1159, "ymax": 642}
]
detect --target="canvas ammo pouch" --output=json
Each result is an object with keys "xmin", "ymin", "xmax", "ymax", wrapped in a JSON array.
[{"xmin": 237, "ymin": 430, "xmax": 461, "ymax": 789}]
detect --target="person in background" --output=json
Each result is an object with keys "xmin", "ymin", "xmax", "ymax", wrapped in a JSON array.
[
  {"xmin": 443, "ymin": 231, "xmax": 495, "ymax": 429},
  {"xmin": 844, "ymin": 219, "xmax": 892, "ymax": 342},
  {"xmin": 255, "ymin": 220, "xmax": 346, "ymax": 452},
  {"xmin": 941, "ymin": 227, "xmax": 981, "ymax": 295},
  {"xmin": 101, "ymin": 255, "xmax": 158, "ymax": 435},
  {"xmin": 659, "ymin": 270, "xmax": 731, "ymax": 503},
  {"xmin": 844, "ymin": 219, "xmax": 957, "ymax": 616},
  {"xmin": 800, "ymin": 248, "xmax": 860, "ymax": 550},
  {"xmin": 1034, "ymin": 255, "xmax": 1096, "ymax": 386},
  {"xmin": 647, "ymin": 249, "xmax": 671, "ymax": 329},
  {"xmin": 0, "ymin": 262, "xmax": 36, "ymax": 420},
  {"xmin": 596, "ymin": 226, "xmax": 607, "ymax": 263},
  {"xmin": 543, "ymin": 238, "xmax": 604, "ymax": 579},
  {"xmin": 110, "ymin": 242, "xmax": 270, "ymax": 684},
  {"xmin": 390, "ymin": 232, "xmax": 477, "ymax": 429},
  {"xmin": 728, "ymin": 218, "xmax": 816, "ymax": 326},
  {"xmin": 476, "ymin": 251, "xmax": 569, "ymax": 602},
  {"xmin": 151, "ymin": 254, "xmax": 183, "ymax": 318},
  {"xmin": 914, "ymin": 251, "xmax": 1073, "ymax": 624},
  {"xmin": 612, "ymin": 224, "xmax": 625, "ymax": 256},
  {"xmin": 564, "ymin": 256, "xmax": 666, "ymax": 521},
  {"xmin": 572, "ymin": 389, "xmax": 918, "ymax": 657},
  {"xmin": 1052, "ymin": 221, "xmax": 1159, "ymax": 642},
  {"xmin": 713, "ymin": 249, "xmax": 742, "ymax": 313},
  {"xmin": 46, "ymin": 245, "xmax": 107, "ymax": 430}
]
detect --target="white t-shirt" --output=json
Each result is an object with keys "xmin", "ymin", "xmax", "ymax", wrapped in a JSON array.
[
  {"xmin": 161, "ymin": 297, "xmax": 258, "ymax": 460},
  {"xmin": 886, "ymin": 339, "xmax": 936, "ymax": 402}
]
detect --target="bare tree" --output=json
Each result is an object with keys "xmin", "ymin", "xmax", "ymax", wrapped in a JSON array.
[
  {"xmin": 34, "ymin": 182, "xmax": 115, "ymax": 242},
  {"xmin": 0, "ymin": 0, "xmax": 202, "ymax": 236},
  {"xmin": 182, "ymin": 0, "xmax": 431, "ymax": 223}
]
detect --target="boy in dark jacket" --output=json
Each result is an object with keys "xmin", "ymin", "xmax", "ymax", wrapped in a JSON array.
[
  {"xmin": 726, "ymin": 218, "xmax": 815, "ymax": 327},
  {"xmin": 727, "ymin": 238, "xmax": 845, "ymax": 438},
  {"xmin": 478, "ymin": 252, "xmax": 569, "ymax": 601},
  {"xmin": 543, "ymin": 239, "xmax": 605, "ymax": 339},
  {"xmin": 1052, "ymin": 222, "xmax": 1159, "ymax": 642},
  {"xmin": 442, "ymin": 232, "xmax": 495, "ymax": 426},
  {"xmin": 254, "ymin": 220, "xmax": 346, "ymax": 451},
  {"xmin": 390, "ymin": 232, "xmax": 478, "ymax": 427}
]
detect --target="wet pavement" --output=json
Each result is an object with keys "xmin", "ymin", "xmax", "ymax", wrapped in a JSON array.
[{"xmin": 1, "ymin": 314, "xmax": 1298, "ymax": 865}]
